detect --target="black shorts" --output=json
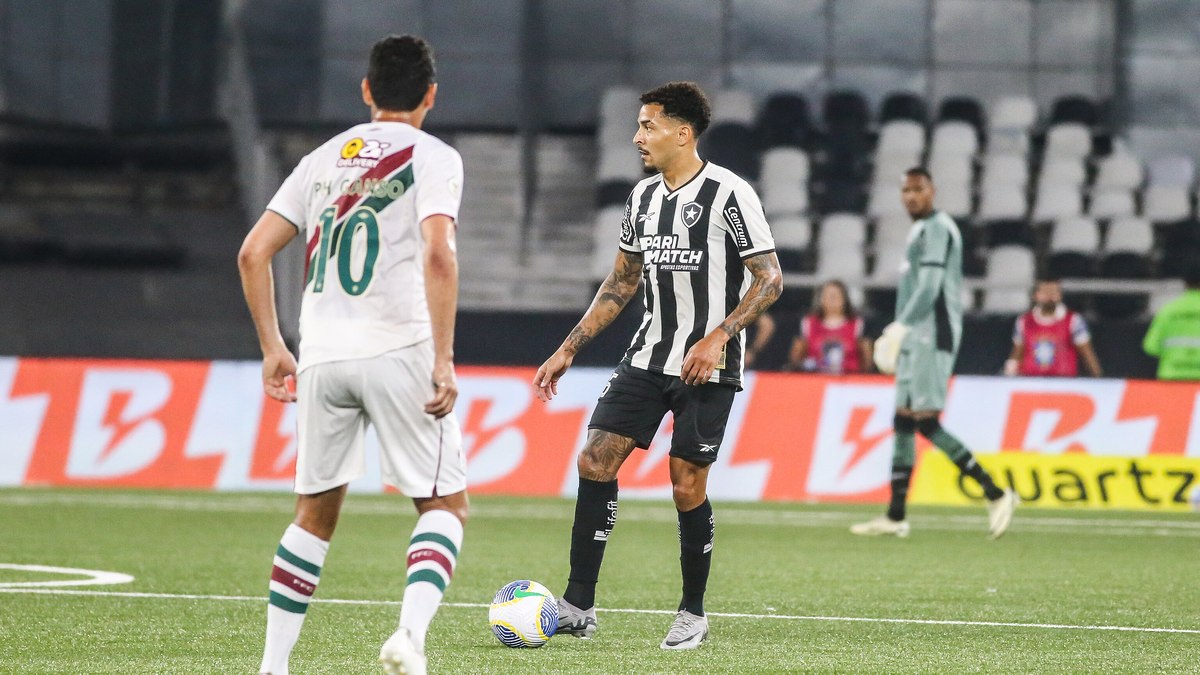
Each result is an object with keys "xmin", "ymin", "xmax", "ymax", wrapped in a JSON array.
[{"xmin": 588, "ymin": 362, "xmax": 737, "ymax": 466}]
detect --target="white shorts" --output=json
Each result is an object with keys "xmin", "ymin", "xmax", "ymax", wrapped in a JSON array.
[{"xmin": 295, "ymin": 341, "xmax": 467, "ymax": 497}]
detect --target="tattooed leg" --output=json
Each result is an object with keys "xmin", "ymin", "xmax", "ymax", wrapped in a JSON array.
[{"xmin": 564, "ymin": 430, "xmax": 637, "ymax": 610}]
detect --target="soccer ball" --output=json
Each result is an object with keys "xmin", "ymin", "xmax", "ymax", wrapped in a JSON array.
[{"xmin": 488, "ymin": 580, "xmax": 558, "ymax": 648}]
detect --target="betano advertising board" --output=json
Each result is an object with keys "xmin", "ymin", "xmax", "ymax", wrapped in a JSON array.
[{"xmin": 2, "ymin": 357, "xmax": 1199, "ymax": 510}]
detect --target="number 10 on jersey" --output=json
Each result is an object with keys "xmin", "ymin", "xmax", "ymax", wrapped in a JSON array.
[{"xmin": 309, "ymin": 206, "xmax": 380, "ymax": 296}]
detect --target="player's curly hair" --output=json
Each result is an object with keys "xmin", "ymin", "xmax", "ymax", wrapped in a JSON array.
[
  {"xmin": 640, "ymin": 82, "xmax": 712, "ymax": 137},
  {"xmin": 367, "ymin": 34, "xmax": 436, "ymax": 112}
]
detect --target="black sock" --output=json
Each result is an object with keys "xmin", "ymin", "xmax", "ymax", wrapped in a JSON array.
[
  {"xmin": 563, "ymin": 477, "xmax": 617, "ymax": 610},
  {"xmin": 955, "ymin": 455, "xmax": 1004, "ymax": 501},
  {"xmin": 886, "ymin": 466, "xmax": 914, "ymax": 521},
  {"xmin": 677, "ymin": 498, "xmax": 714, "ymax": 617}
]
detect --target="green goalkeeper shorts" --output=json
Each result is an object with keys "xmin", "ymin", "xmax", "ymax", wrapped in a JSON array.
[{"xmin": 894, "ymin": 345, "xmax": 956, "ymax": 412}]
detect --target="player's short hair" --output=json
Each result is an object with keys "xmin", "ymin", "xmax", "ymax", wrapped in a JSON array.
[
  {"xmin": 904, "ymin": 166, "xmax": 933, "ymax": 182},
  {"xmin": 640, "ymin": 82, "xmax": 712, "ymax": 137},
  {"xmin": 367, "ymin": 34, "xmax": 436, "ymax": 112}
]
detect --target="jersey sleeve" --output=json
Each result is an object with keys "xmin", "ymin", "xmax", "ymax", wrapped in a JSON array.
[
  {"xmin": 800, "ymin": 315, "xmax": 813, "ymax": 340},
  {"xmin": 1012, "ymin": 316, "xmax": 1024, "ymax": 345},
  {"xmin": 721, "ymin": 178, "xmax": 775, "ymax": 258},
  {"xmin": 618, "ymin": 190, "xmax": 640, "ymax": 253},
  {"xmin": 414, "ymin": 143, "xmax": 464, "ymax": 225},
  {"xmin": 853, "ymin": 317, "xmax": 864, "ymax": 339},
  {"xmin": 920, "ymin": 216, "xmax": 953, "ymax": 268},
  {"xmin": 265, "ymin": 154, "xmax": 311, "ymax": 231},
  {"xmin": 1070, "ymin": 313, "xmax": 1092, "ymax": 345}
]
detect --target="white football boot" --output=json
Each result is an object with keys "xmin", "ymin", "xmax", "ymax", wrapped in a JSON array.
[
  {"xmin": 849, "ymin": 516, "xmax": 911, "ymax": 538},
  {"xmin": 987, "ymin": 489, "xmax": 1019, "ymax": 539},
  {"xmin": 659, "ymin": 610, "xmax": 708, "ymax": 650},
  {"xmin": 379, "ymin": 627, "xmax": 426, "ymax": 675},
  {"xmin": 556, "ymin": 597, "xmax": 598, "ymax": 639}
]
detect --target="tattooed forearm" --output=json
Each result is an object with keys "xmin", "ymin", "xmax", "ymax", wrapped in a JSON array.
[
  {"xmin": 718, "ymin": 252, "xmax": 783, "ymax": 339},
  {"xmin": 562, "ymin": 250, "xmax": 644, "ymax": 355}
]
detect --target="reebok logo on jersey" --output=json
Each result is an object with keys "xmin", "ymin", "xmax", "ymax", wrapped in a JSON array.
[
  {"xmin": 337, "ymin": 137, "xmax": 391, "ymax": 168},
  {"xmin": 639, "ymin": 234, "xmax": 705, "ymax": 272}
]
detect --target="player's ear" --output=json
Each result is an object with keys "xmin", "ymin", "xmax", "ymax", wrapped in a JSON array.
[
  {"xmin": 676, "ymin": 122, "xmax": 693, "ymax": 147},
  {"xmin": 423, "ymin": 83, "xmax": 438, "ymax": 110},
  {"xmin": 361, "ymin": 78, "xmax": 373, "ymax": 108}
]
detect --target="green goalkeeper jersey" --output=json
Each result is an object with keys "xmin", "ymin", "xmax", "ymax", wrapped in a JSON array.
[
  {"xmin": 895, "ymin": 210, "xmax": 963, "ymax": 354},
  {"xmin": 1142, "ymin": 289, "xmax": 1200, "ymax": 380}
]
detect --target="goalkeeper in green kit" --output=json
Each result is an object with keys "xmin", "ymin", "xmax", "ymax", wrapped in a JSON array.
[{"xmin": 852, "ymin": 167, "xmax": 1017, "ymax": 539}]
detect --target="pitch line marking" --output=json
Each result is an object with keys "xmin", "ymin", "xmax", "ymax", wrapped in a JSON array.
[
  {"xmin": 0, "ymin": 564, "xmax": 134, "ymax": 589},
  {"xmin": 1, "ymin": 587, "xmax": 1197, "ymax": 635}
]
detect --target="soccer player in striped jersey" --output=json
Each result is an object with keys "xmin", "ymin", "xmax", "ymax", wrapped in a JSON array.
[
  {"xmin": 534, "ymin": 81, "xmax": 783, "ymax": 650},
  {"xmin": 852, "ymin": 167, "xmax": 1017, "ymax": 540},
  {"xmin": 238, "ymin": 35, "xmax": 467, "ymax": 675}
]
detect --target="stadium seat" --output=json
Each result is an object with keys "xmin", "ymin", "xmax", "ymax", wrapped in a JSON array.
[
  {"xmin": 1160, "ymin": 220, "xmax": 1200, "ymax": 276},
  {"xmin": 866, "ymin": 180, "xmax": 907, "ymax": 218},
  {"xmin": 596, "ymin": 144, "xmax": 643, "ymax": 183},
  {"xmin": 984, "ymin": 218, "xmax": 1035, "ymax": 248},
  {"xmin": 876, "ymin": 120, "xmax": 926, "ymax": 158},
  {"xmin": 49, "ymin": 212, "xmax": 185, "ymax": 268},
  {"xmin": 0, "ymin": 203, "xmax": 57, "ymax": 262},
  {"xmin": 1032, "ymin": 183, "xmax": 1083, "ymax": 222},
  {"xmin": 595, "ymin": 179, "xmax": 634, "ymax": 208},
  {"xmin": 711, "ymin": 89, "xmax": 757, "ymax": 125},
  {"xmin": 1094, "ymin": 153, "xmax": 1144, "ymax": 191},
  {"xmin": 988, "ymin": 129, "xmax": 1030, "ymax": 156},
  {"xmin": 823, "ymin": 90, "xmax": 871, "ymax": 131},
  {"xmin": 981, "ymin": 154, "xmax": 1029, "ymax": 189},
  {"xmin": 937, "ymin": 97, "xmax": 985, "ymax": 140},
  {"xmin": 590, "ymin": 205, "xmax": 626, "ymax": 281},
  {"xmin": 929, "ymin": 121, "xmax": 979, "ymax": 159},
  {"xmin": 1044, "ymin": 123, "xmax": 1093, "ymax": 160},
  {"xmin": 1039, "ymin": 157, "xmax": 1087, "ymax": 188},
  {"xmin": 813, "ymin": 177, "xmax": 866, "ymax": 214},
  {"xmin": 1088, "ymin": 189, "xmax": 1137, "ymax": 219},
  {"xmin": 879, "ymin": 91, "xmax": 927, "ymax": 124},
  {"xmin": 815, "ymin": 241, "xmax": 866, "ymax": 283},
  {"xmin": 756, "ymin": 92, "xmax": 812, "ymax": 149},
  {"xmin": 1146, "ymin": 156, "xmax": 1196, "ymax": 188},
  {"xmin": 875, "ymin": 214, "xmax": 914, "ymax": 249},
  {"xmin": 759, "ymin": 147, "xmax": 810, "ymax": 216},
  {"xmin": 819, "ymin": 213, "xmax": 868, "ymax": 249},
  {"xmin": 928, "ymin": 153, "xmax": 974, "ymax": 187},
  {"xmin": 981, "ymin": 245, "xmax": 1036, "ymax": 313},
  {"xmin": 699, "ymin": 122, "xmax": 760, "ymax": 180},
  {"xmin": 772, "ymin": 214, "xmax": 812, "ymax": 272},
  {"xmin": 874, "ymin": 153, "xmax": 921, "ymax": 186},
  {"xmin": 1049, "ymin": 95, "xmax": 1100, "ymax": 126},
  {"xmin": 1046, "ymin": 216, "xmax": 1100, "ymax": 277},
  {"xmin": 989, "ymin": 95, "xmax": 1037, "ymax": 134},
  {"xmin": 870, "ymin": 241, "xmax": 906, "ymax": 285},
  {"xmin": 976, "ymin": 182, "xmax": 1029, "ymax": 221},
  {"xmin": 1100, "ymin": 216, "xmax": 1154, "ymax": 278},
  {"xmin": 1141, "ymin": 186, "xmax": 1192, "ymax": 223},
  {"xmin": 936, "ymin": 179, "xmax": 973, "ymax": 219}
]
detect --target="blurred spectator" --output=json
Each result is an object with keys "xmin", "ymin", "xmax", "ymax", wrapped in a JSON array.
[
  {"xmin": 1004, "ymin": 277, "xmax": 1102, "ymax": 377},
  {"xmin": 786, "ymin": 280, "xmax": 872, "ymax": 373},
  {"xmin": 744, "ymin": 313, "xmax": 776, "ymax": 369},
  {"xmin": 1143, "ymin": 262, "xmax": 1200, "ymax": 381}
]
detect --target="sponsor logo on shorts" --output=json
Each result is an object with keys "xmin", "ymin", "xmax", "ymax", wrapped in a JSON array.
[{"xmin": 698, "ymin": 443, "xmax": 719, "ymax": 454}]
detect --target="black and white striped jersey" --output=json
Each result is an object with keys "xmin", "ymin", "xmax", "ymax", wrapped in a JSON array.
[{"xmin": 617, "ymin": 161, "xmax": 775, "ymax": 388}]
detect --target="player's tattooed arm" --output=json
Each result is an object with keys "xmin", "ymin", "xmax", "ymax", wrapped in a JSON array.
[
  {"xmin": 562, "ymin": 250, "xmax": 644, "ymax": 355},
  {"xmin": 718, "ymin": 252, "xmax": 783, "ymax": 340}
]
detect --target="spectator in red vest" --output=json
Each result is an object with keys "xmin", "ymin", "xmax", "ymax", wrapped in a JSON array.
[
  {"xmin": 1004, "ymin": 277, "xmax": 1103, "ymax": 377},
  {"xmin": 786, "ymin": 280, "xmax": 873, "ymax": 373}
]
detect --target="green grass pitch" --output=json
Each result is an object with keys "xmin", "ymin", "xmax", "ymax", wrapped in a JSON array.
[{"xmin": 1, "ymin": 488, "xmax": 1197, "ymax": 673}]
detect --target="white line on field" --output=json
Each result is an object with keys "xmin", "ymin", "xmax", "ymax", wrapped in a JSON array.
[
  {"xmin": 1, "ymin": 587, "xmax": 1197, "ymax": 635},
  {"xmin": 2, "ymin": 491, "xmax": 1199, "ymax": 537}
]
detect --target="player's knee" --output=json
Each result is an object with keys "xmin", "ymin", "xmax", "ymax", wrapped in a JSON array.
[
  {"xmin": 893, "ymin": 414, "xmax": 917, "ymax": 434},
  {"xmin": 671, "ymin": 481, "xmax": 704, "ymax": 511},
  {"xmin": 915, "ymin": 417, "xmax": 942, "ymax": 438},
  {"xmin": 577, "ymin": 447, "xmax": 618, "ymax": 482}
]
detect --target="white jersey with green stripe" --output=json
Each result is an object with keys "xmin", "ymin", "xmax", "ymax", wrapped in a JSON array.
[
  {"xmin": 895, "ymin": 210, "xmax": 963, "ymax": 354},
  {"xmin": 266, "ymin": 121, "xmax": 464, "ymax": 372}
]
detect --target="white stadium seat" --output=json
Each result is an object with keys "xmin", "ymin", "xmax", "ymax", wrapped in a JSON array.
[
  {"xmin": 815, "ymin": 242, "xmax": 866, "ymax": 283},
  {"xmin": 819, "ymin": 213, "xmax": 868, "ymax": 249},
  {"xmin": 936, "ymin": 179, "xmax": 973, "ymax": 219},
  {"xmin": 866, "ymin": 181, "xmax": 908, "ymax": 218},
  {"xmin": 1032, "ymin": 183, "xmax": 1083, "ymax": 222},
  {"xmin": 928, "ymin": 153, "xmax": 973, "ymax": 186},
  {"xmin": 590, "ymin": 205, "xmax": 626, "ymax": 281},
  {"xmin": 1094, "ymin": 153, "xmax": 1144, "ymax": 191},
  {"xmin": 1049, "ymin": 217, "xmax": 1101, "ymax": 255},
  {"xmin": 981, "ymin": 154, "xmax": 1029, "ymax": 189},
  {"xmin": 1146, "ymin": 156, "xmax": 1196, "ymax": 188},
  {"xmin": 1039, "ymin": 157, "xmax": 1087, "ymax": 188},
  {"xmin": 771, "ymin": 214, "xmax": 812, "ymax": 252},
  {"xmin": 989, "ymin": 95, "xmax": 1037, "ymax": 134},
  {"xmin": 982, "ymin": 245, "xmax": 1036, "ymax": 313},
  {"xmin": 759, "ymin": 148, "xmax": 810, "ymax": 215},
  {"xmin": 870, "ymin": 243, "xmax": 906, "ymax": 285},
  {"xmin": 976, "ymin": 182, "xmax": 1028, "ymax": 221},
  {"xmin": 710, "ymin": 89, "xmax": 756, "ymax": 125},
  {"xmin": 875, "ymin": 214, "xmax": 914, "ymax": 249},
  {"xmin": 876, "ymin": 120, "xmax": 927, "ymax": 158},
  {"xmin": 1105, "ymin": 217, "xmax": 1154, "ymax": 255},
  {"xmin": 1044, "ymin": 123, "xmax": 1092, "ymax": 160},
  {"xmin": 1088, "ymin": 189, "xmax": 1137, "ymax": 219},
  {"xmin": 929, "ymin": 121, "xmax": 979, "ymax": 158},
  {"xmin": 1141, "ymin": 186, "xmax": 1192, "ymax": 222}
]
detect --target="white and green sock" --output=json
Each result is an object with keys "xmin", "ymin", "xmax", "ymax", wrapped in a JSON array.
[
  {"xmin": 260, "ymin": 524, "xmax": 328, "ymax": 675},
  {"xmin": 398, "ymin": 510, "xmax": 463, "ymax": 653}
]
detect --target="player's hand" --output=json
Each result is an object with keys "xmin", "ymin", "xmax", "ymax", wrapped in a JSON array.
[
  {"xmin": 681, "ymin": 332, "xmax": 727, "ymax": 386},
  {"xmin": 534, "ymin": 350, "xmax": 573, "ymax": 402},
  {"xmin": 262, "ymin": 348, "xmax": 298, "ymax": 402},
  {"xmin": 873, "ymin": 322, "xmax": 911, "ymax": 375},
  {"xmin": 425, "ymin": 360, "xmax": 458, "ymax": 418}
]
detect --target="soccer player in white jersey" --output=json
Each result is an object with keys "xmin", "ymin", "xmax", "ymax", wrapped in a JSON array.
[
  {"xmin": 238, "ymin": 35, "xmax": 466, "ymax": 675},
  {"xmin": 534, "ymin": 82, "xmax": 783, "ymax": 650}
]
